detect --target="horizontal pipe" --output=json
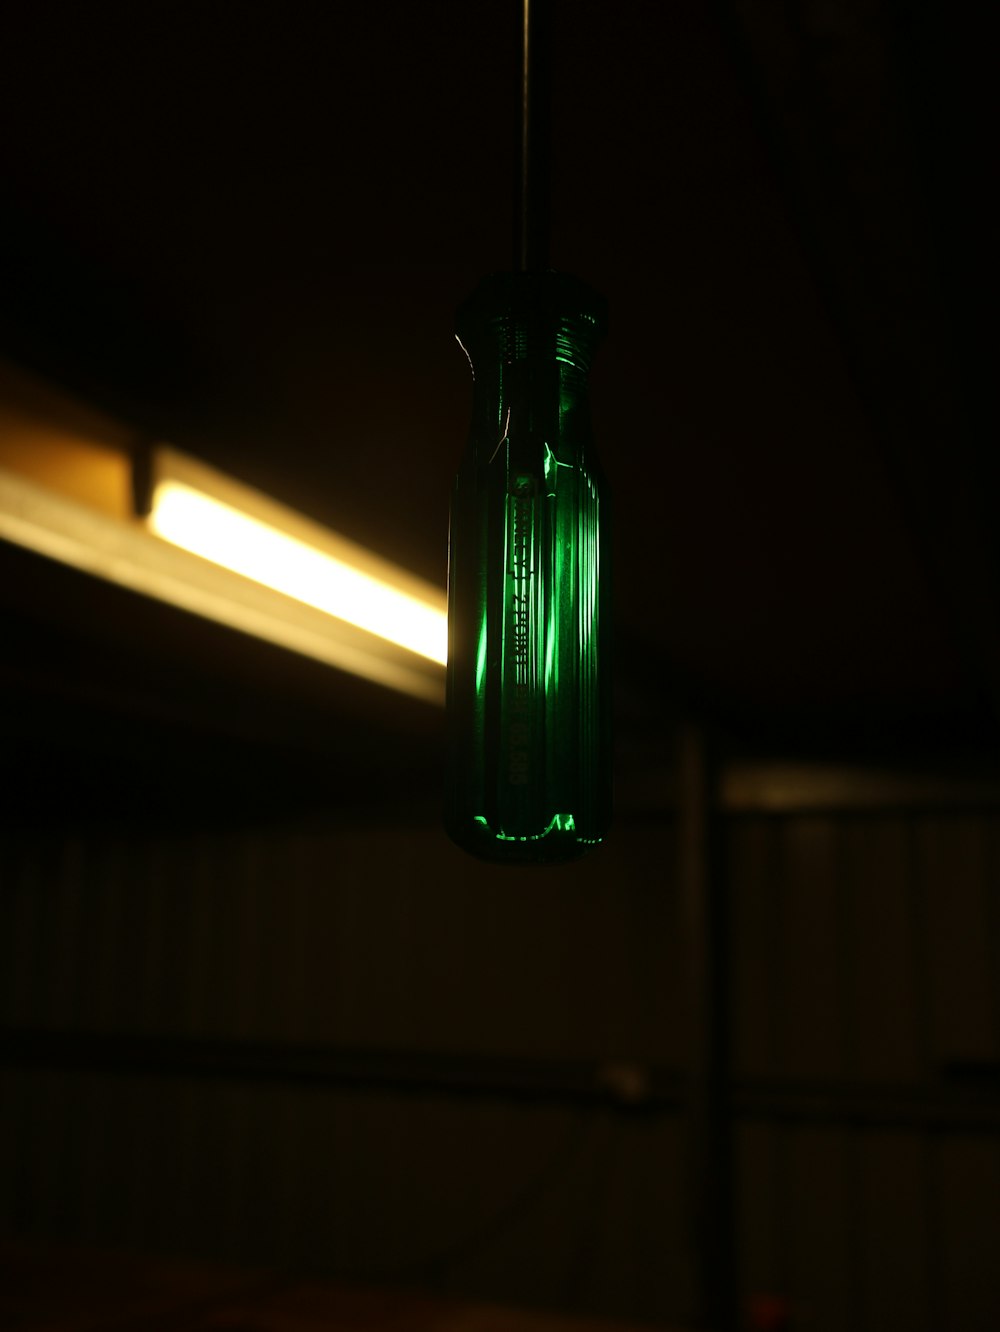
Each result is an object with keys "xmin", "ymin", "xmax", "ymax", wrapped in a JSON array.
[
  {"xmin": 4, "ymin": 1028, "xmax": 999, "ymax": 1133},
  {"xmin": 616, "ymin": 760, "xmax": 1000, "ymax": 821},
  {"xmin": 721, "ymin": 761, "xmax": 1000, "ymax": 813},
  {"xmin": 0, "ymin": 1028, "xmax": 680, "ymax": 1111}
]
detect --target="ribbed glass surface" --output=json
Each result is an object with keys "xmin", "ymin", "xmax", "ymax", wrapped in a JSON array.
[{"xmin": 446, "ymin": 272, "xmax": 611, "ymax": 864}]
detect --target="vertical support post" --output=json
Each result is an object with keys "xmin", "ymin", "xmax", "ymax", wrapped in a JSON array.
[{"xmin": 677, "ymin": 721, "xmax": 737, "ymax": 1330}]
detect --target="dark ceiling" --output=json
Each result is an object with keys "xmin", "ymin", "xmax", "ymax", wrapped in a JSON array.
[{"xmin": 0, "ymin": 0, "xmax": 995, "ymax": 822}]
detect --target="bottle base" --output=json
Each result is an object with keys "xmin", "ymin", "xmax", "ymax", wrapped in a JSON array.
[{"xmin": 444, "ymin": 810, "xmax": 606, "ymax": 866}]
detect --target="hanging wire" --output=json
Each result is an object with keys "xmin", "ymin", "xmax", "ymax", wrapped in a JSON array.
[{"xmin": 515, "ymin": 0, "xmax": 551, "ymax": 272}]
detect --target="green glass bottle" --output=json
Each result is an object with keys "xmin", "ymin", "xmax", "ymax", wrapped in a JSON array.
[{"xmin": 445, "ymin": 270, "xmax": 612, "ymax": 864}]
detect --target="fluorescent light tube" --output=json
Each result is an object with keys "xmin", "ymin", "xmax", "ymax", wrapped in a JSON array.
[
  {"xmin": 150, "ymin": 480, "xmax": 447, "ymax": 664},
  {"xmin": 144, "ymin": 447, "xmax": 447, "ymax": 668},
  {"xmin": 0, "ymin": 409, "xmax": 446, "ymax": 703}
]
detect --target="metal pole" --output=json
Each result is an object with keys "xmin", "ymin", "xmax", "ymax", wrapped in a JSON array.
[
  {"xmin": 515, "ymin": 0, "xmax": 551, "ymax": 271},
  {"xmin": 678, "ymin": 721, "xmax": 737, "ymax": 1330}
]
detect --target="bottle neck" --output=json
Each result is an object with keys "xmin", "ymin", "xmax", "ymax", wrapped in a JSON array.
[
  {"xmin": 463, "ymin": 339, "xmax": 595, "ymax": 469},
  {"xmin": 457, "ymin": 272, "xmax": 606, "ymax": 388},
  {"xmin": 456, "ymin": 271, "xmax": 606, "ymax": 470}
]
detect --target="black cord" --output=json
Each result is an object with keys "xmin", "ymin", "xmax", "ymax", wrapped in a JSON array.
[{"xmin": 515, "ymin": 0, "xmax": 551, "ymax": 272}]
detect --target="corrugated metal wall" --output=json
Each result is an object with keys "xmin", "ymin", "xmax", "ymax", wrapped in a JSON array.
[
  {"xmin": 2, "ymin": 804, "xmax": 998, "ymax": 1329},
  {"xmin": 0, "ymin": 821, "xmax": 691, "ymax": 1325},
  {"xmin": 729, "ymin": 813, "xmax": 1000, "ymax": 1332}
]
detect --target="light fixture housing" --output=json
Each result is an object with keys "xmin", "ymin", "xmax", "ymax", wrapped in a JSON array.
[
  {"xmin": 138, "ymin": 445, "xmax": 447, "ymax": 695},
  {"xmin": 0, "ymin": 363, "xmax": 446, "ymax": 704}
]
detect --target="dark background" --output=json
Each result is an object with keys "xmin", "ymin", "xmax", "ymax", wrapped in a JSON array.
[
  {"xmin": 1, "ymin": 3, "xmax": 998, "ymax": 1330},
  {"xmin": 0, "ymin": 0, "xmax": 995, "ymax": 796}
]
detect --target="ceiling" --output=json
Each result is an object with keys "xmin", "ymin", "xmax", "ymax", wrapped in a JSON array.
[{"xmin": 0, "ymin": 0, "xmax": 994, "ymax": 823}]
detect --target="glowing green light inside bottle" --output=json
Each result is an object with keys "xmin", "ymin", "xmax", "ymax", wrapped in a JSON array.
[{"xmin": 445, "ymin": 272, "xmax": 612, "ymax": 864}]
